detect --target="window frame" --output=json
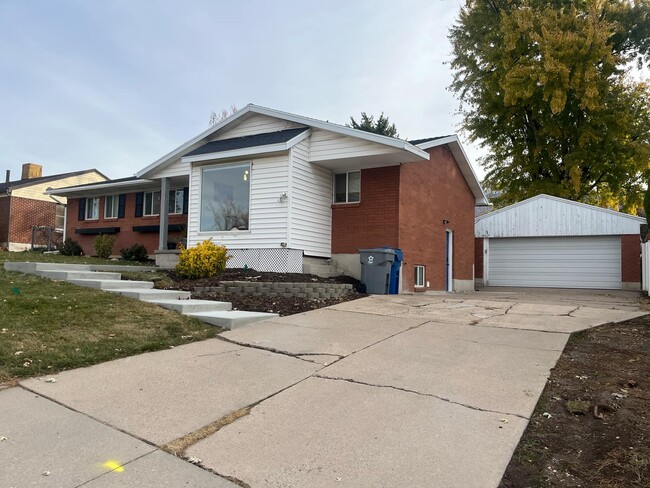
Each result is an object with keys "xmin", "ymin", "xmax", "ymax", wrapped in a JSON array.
[
  {"xmin": 55, "ymin": 204, "xmax": 65, "ymax": 231},
  {"xmin": 85, "ymin": 197, "xmax": 100, "ymax": 221},
  {"xmin": 104, "ymin": 194, "xmax": 120, "ymax": 219},
  {"xmin": 143, "ymin": 191, "xmax": 161, "ymax": 217},
  {"xmin": 199, "ymin": 161, "xmax": 252, "ymax": 233},
  {"xmin": 333, "ymin": 170, "xmax": 361, "ymax": 204},
  {"xmin": 168, "ymin": 188, "xmax": 184, "ymax": 215},
  {"xmin": 414, "ymin": 265, "xmax": 426, "ymax": 288}
]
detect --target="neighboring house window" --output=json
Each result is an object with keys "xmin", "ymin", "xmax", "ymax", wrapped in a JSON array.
[
  {"xmin": 85, "ymin": 197, "xmax": 99, "ymax": 220},
  {"xmin": 55, "ymin": 205, "xmax": 65, "ymax": 231},
  {"xmin": 200, "ymin": 163, "xmax": 250, "ymax": 232},
  {"xmin": 333, "ymin": 171, "xmax": 360, "ymax": 203},
  {"xmin": 414, "ymin": 265, "xmax": 426, "ymax": 288},
  {"xmin": 169, "ymin": 189, "xmax": 184, "ymax": 215},
  {"xmin": 144, "ymin": 191, "xmax": 161, "ymax": 216},
  {"xmin": 105, "ymin": 195, "xmax": 119, "ymax": 219}
]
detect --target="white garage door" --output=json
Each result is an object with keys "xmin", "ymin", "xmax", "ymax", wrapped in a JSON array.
[{"xmin": 487, "ymin": 236, "xmax": 621, "ymax": 289}]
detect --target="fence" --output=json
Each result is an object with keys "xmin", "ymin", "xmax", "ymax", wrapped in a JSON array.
[
  {"xmin": 642, "ymin": 241, "xmax": 650, "ymax": 292},
  {"xmin": 31, "ymin": 226, "xmax": 63, "ymax": 252}
]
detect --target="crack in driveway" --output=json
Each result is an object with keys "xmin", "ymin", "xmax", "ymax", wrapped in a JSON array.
[{"xmin": 313, "ymin": 374, "xmax": 529, "ymax": 420}]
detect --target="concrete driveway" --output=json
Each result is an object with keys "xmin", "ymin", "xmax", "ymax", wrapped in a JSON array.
[{"xmin": 6, "ymin": 290, "xmax": 645, "ymax": 488}]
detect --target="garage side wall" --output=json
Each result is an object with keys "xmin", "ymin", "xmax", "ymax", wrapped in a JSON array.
[{"xmin": 621, "ymin": 234, "xmax": 641, "ymax": 290}]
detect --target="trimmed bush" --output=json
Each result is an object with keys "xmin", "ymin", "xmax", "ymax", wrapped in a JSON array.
[
  {"xmin": 176, "ymin": 240, "xmax": 229, "ymax": 278},
  {"xmin": 59, "ymin": 238, "xmax": 83, "ymax": 256},
  {"xmin": 93, "ymin": 234, "xmax": 117, "ymax": 259},
  {"xmin": 120, "ymin": 244, "xmax": 149, "ymax": 262}
]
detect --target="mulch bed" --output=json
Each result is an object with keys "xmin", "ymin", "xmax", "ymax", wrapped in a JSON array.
[
  {"xmin": 500, "ymin": 314, "xmax": 650, "ymax": 487},
  {"xmin": 162, "ymin": 268, "xmax": 361, "ymax": 289},
  {"xmin": 157, "ymin": 269, "xmax": 365, "ymax": 316}
]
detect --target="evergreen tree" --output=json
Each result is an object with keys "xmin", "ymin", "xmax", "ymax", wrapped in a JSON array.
[{"xmin": 348, "ymin": 112, "xmax": 399, "ymax": 137}]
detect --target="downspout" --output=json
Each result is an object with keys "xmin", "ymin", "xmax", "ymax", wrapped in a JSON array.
[{"xmin": 6, "ymin": 189, "xmax": 13, "ymax": 247}]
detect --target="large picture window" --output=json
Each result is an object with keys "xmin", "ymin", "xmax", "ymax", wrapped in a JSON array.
[
  {"xmin": 200, "ymin": 163, "xmax": 250, "ymax": 232},
  {"xmin": 333, "ymin": 171, "xmax": 360, "ymax": 203}
]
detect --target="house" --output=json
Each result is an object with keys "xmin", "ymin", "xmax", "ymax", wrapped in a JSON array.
[
  {"xmin": 475, "ymin": 194, "xmax": 644, "ymax": 290},
  {"xmin": 0, "ymin": 163, "xmax": 107, "ymax": 251},
  {"xmin": 51, "ymin": 104, "xmax": 487, "ymax": 292}
]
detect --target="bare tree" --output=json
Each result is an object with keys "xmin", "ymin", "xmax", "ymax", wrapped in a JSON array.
[
  {"xmin": 207, "ymin": 199, "xmax": 248, "ymax": 231},
  {"xmin": 209, "ymin": 105, "xmax": 238, "ymax": 126}
]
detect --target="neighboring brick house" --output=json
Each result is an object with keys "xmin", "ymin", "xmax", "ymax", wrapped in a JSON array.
[
  {"xmin": 58, "ymin": 177, "xmax": 188, "ymax": 256},
  {"xmin": 52, "ymin": 105, "xmax": 488, "ymax": 292},
  {"xmin": 0, "ymin": 164, "xmax": 107, "ymax": 251}
]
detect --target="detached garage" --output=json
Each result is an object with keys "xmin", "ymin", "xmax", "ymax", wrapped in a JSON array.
[{"xmin": 475, "ymin": 194, "xmax": 644, "ymax": 290}]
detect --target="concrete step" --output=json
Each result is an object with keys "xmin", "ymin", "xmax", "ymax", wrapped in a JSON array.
[
  {"xmin": 107, "ymin": 288, "xmax": 191, "ymax": 301},
  {"xmin": 35, "ymin": 270, "xmax": 122, "ymax": 281},
  {"xmin": 68, "ymin": 279, "xmax": 154, "ymax": 290},
  {"xmin": 187, "ymin": 310, "xmax": 278, "ymax": 330},
  {"xmin": 146, "ymin": 298, "xmax": 232, "ymax": 314}
]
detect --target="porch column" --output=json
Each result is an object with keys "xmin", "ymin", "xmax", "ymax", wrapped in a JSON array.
[{"xmin": 158, "ymin": 177, "xmax": 169, "ymax": 251}]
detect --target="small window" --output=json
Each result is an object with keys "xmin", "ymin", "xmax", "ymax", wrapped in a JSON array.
[
  {"xmin": 55, "ymin": 204, "xmax": 65, "ymax": 231},
  {"xmin": 86, "ymin": 197, "xmax": 99, "ymax": 220},
  {"xmin": 169, "ymin": 189, "xmax": 184, "ymax": 214},
  {"xmin": 105, "ymin": 195, "xmax": 119, "ymax": 219},
  {"xmin": 144, "ymin": 191, "xmax": 161, "ymax": 216},
  {"xmin": 414, "ymin": 265, "xmax": 426, "ymax": 288},
  {"xmin": 333, "ymin": 171, "xmax": 360, "ymax": 203}
]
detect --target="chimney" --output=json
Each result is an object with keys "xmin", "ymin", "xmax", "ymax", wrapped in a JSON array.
[
  {"xmin": 21, "ymin": 163, "xmax": 42, "ymax": 180},
  {"xmin": 5, "ymin": 170, "xmax": 9, "ymax": 183}
]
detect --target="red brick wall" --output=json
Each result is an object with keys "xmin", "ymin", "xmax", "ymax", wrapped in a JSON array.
[
  {"xmin": 475, "ymin": 238, "xmax": 484, "ymax": 279},
  {"xmin": 331, "ymin": 166, "xmax": 400, "ymax": 253},
  {"xmin": 67, "ymin": 194, "xmax": 187, "ymax": 256},
  {"xmin": 398, "ymin": 146, "xmax": 476, "ymax": 292},
  {"xmin": 7, "ymin": 196, "xmax": 57, "ymax": 244},
  {"xmin": 0, "ymin": 197, "xmax": 10, "ymax": 245},
  {"xmin": 621, "ymin": 234, "xmax": 640, "ymax": 284}
]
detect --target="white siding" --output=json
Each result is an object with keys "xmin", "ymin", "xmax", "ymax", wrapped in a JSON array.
[
  {"xmin": 289, "ymin": 139, "xmax": 332, "ymax": 257},
  {"xmin": 211, "ymin": 114, "xmax": 304, "ymax": 141},
  {"xmin": 150, "ymin": 158, "xmax": 189, "ymax": 179},
  {"xmin": 309, "ymin": 129, "xmax": 396, "ymax": 162},
  {"xmin": 476, "ymin": 195, "xmax": 644, "ymax": 237},
  {"xmin": 187, "ymin": 155, "xmax": 289, "ymax": 249}
]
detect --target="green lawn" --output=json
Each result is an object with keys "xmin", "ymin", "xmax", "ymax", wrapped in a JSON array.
[
  {"xmin": 0, "ymin": 267, "xmax": 219, "ymax": 385},
  {"xmin": 0, "ymin": 250, "xmax": 150, "ymax": 266}
]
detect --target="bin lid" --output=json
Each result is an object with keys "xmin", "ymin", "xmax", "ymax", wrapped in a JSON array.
[{"xmin": 358, "ymin": 248, "xmax": 398, "ymax": 255}]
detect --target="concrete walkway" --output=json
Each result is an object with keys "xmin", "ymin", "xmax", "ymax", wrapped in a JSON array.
[{"xmin": 2, "ymin": 291, "xmax": 645, "ymax": 487}]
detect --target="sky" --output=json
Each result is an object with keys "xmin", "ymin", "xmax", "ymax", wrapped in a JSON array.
[{"xmin": 0, "ymin": 0, "xmax": 484, "ymax": 182}]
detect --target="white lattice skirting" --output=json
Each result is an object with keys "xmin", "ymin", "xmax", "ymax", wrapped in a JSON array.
[{"xmin": 226, "ymin": 248, "xmax": 303, "ymax": 273}]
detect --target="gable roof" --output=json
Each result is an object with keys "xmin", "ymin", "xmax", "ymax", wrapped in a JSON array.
[
  {"xmin": 412, "ymin": 135, "xmax": 488, "ymax": 204},
  {"xmin": 0, "ymin": 169, "xmax": 107, "ymax": 193},
  {"xmin": 183, "ymin": 127, "xmax": 310, "ymax": 160},
  {"xmin": 136, "ymin": 104, "xmax": 430, "ymax": 178},
  {"xmin": 476, "ymin": 193, "xmax": 646, "ymax": 223}
]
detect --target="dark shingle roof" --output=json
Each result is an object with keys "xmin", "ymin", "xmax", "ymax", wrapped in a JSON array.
[
  {"xmin": 184, "ymin": 127, "xmax": 309, "ymax": 158},
  {"xmin": 407, "ymin": 135, "xmax": 454, "ymax": 146},
  {"xmin": 0, "ymin": 169, "xmax": 107, "ymax": 193}
]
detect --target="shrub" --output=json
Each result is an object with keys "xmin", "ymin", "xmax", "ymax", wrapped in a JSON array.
[
  {"xmin": 176, "ymin": 240, "xmax": 229, "ymax": 278},
  {"xmin": 120, "ymin": 244, "xmax": 149, "ymax": 262},
  {"xmin": 93, "ymin": 234, "xmax": 117, "ymax": 259},
  {"xmin": 59, "ymin": 238, "xmax": 83, "ymax": 256}
]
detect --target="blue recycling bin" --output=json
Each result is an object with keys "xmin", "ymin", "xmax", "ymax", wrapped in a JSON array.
[{"xmin": 388, "ymin": 248, "xmax": 403, "ymax": 294}]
